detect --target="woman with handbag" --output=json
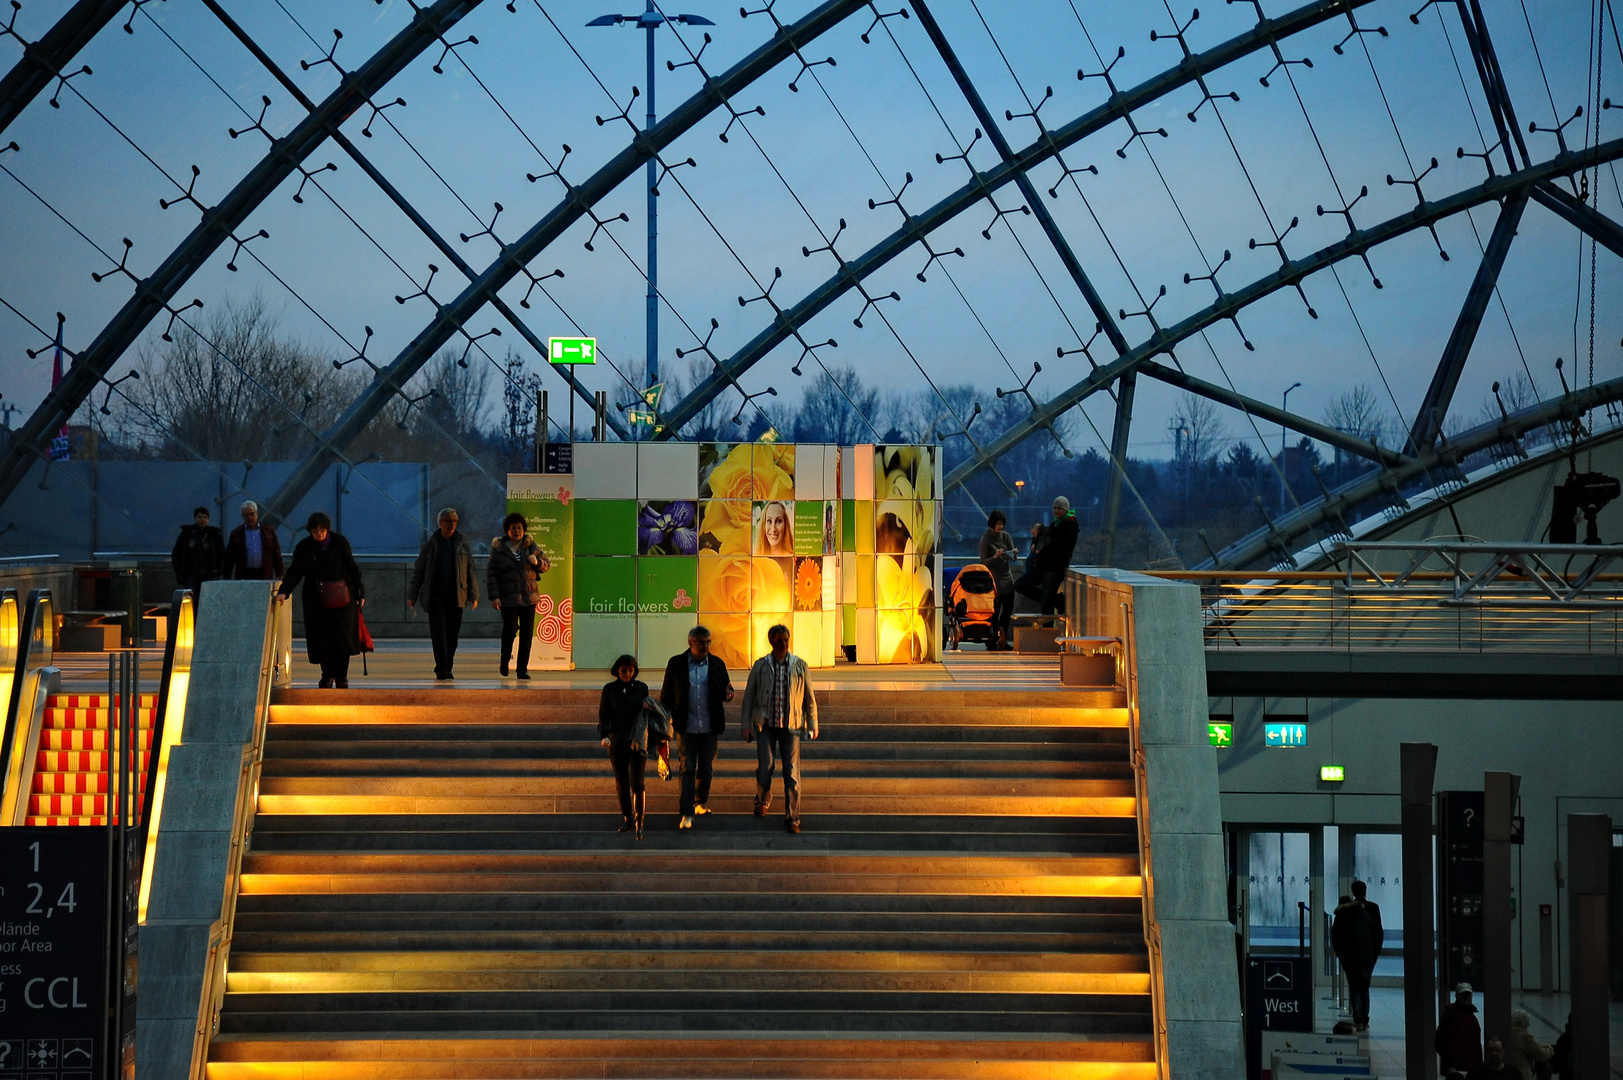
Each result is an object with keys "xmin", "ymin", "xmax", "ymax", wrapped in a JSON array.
[
  {"xmin": 487, "ymin": 512, "xmax": 551, "ymax": 679},
  {"xmin": 277, "ymin": 511, "xmax": 365, "ymax": 688}
]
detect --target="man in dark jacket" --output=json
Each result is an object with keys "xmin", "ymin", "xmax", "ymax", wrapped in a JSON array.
[
  {"xmin": 659, "ymin": 625, "xmax": 734, "ymax": 830},
  {"xmin": 1436, "ymin": 983, "xmax": 1483, "ymax": 1076},
  {"xmin": 1015, "ymin": 497, "xmax": 1080, "ymax": 615},
  {"xmin": 172, "ymin": 506, "xmax": 225, "ymax": 606},
  {"xmin": 407, "ymin": 508, "xmax": 478, "ymax": 679},
  {"xmin": 224, "ymin": 500, "xmax": 284, "ymax": 581},
  {"xmin": 1331, "ymin": 879, "xmax": 1385, "ymax": 1031}
]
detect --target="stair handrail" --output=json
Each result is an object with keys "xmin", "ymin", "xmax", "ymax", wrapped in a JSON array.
[
  {"xmin": 1121, "ymin": 596, "xmax": 1171, "ymax": 1078},
  {"xmin": 138, "ymin": 589, "xmax": 195, "ymax": 923},
  {"xmin": 0, "ymin": 588, "xmax": 57, "ymax": 825},
  {"xmin": 0, "ymin": 590, "xmax": 17, "ymax": 775}
]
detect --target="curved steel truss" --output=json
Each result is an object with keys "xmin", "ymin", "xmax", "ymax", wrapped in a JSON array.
[{"xmin": 0, "ymin": 0, "xmax": 1618, "ymax": 560}]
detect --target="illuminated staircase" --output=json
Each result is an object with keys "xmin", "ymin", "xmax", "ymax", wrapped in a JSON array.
[
  {"xmin": 27, "ymin": 692, "xmax": 155, "ymax": 825},
  {"xmin": 206, "ymin": 687, "xmax": 1157, "ymax": 1079}
]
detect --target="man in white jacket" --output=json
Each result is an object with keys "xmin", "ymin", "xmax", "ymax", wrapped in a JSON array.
[{"xmin": 741, "ymin": 623, "xmax": 819, "ymax": 833}]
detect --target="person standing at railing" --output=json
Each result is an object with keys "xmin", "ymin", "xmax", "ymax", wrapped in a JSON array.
[
  {"xmin": 171, "ymin": 505, "xmax": 225, "ymax": 608},
  {"xmin": 979, "ymin": 510, "xmax": 1017, "ymax": 651},
  {"xmin": 277, "ymin": 512, "xmax": 365, "ymax": 689},
  {"xmin": 487, "ymin": 512, "xmax": 550, "ymax": 679},
  {"xmin": 408, "ymin": 508, "xmax": 477, "ymax": 681},
  {"xmin": 1015, "ymin": 497, "xmax": 1079, "ymax": 616},
  {"xmin": 224, "ymin": 500, "xmax": 284, "ymax": 582}
]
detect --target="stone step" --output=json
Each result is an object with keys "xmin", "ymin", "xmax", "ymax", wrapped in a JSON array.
[
  {"xmin": 206, "ymin": 1035, "xmax": 1157, "ymax": 1080},
  {"xmin": 264, "ymin": 725, "xmax": 1129, "ymax": 747},
  {"xmin": 257, "ymin": 758, "xmax": 1125, "ymax": 781},
  {"xmin": 216, "ymin": 989, "xmax": 1153, "ymax": 1036},
  {"xmin": 267, "ymin": 705, "xmax": 1128, "ymax": 728},
  {"xmin": 228, "ymin": 929, "xmax": 1141, "ymax": 955},
  {"xmin": 228, "ymin": 950, "xmax": 1150, "ymax": 975}
]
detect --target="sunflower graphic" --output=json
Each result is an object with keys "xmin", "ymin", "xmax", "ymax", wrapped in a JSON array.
[{"xmin": 793, "ymin": 557, "xmax": 823, "ymax": 611}]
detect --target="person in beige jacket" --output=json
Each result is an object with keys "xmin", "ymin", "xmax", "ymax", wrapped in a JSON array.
[
  {"xmin": 1502, "ymin": 1009, "xmax": 1553, "ymax": 1080},
  {"xmin": 741, "ymin": 624, "xmax": 819, "ymax": 833}
]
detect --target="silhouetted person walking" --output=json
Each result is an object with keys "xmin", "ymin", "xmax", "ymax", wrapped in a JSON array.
[
  {"xmin": 278, "ymin": 512, "xmax": 364, "ymax": 689},
  {"xmin": 1331, "ymin": 879, "xmax": 1384, "ymax": 1031},
  {"xmin": 660, "ymin": 625, "xmax": 733, "ymax": 831},
  {"xmin": 172, "ymin": 506, "xmax": 225, "ymax": 606},
  {"xmin": 409, "ymin": 508, "xmax": 477, "ymax": 680}
]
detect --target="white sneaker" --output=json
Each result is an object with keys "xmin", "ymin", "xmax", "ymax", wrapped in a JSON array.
[
  {"xmin": 693, "ymin": 804, "xmax": 712, "ymax": 816},
  {"xmin": 678, "ymin": 815, "xmax": 694, "ymax": 830}
]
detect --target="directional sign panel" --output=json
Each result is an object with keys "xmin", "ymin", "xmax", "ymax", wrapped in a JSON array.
[
  {"xmin": 548, "ymin": 336, "xmax": 596, "ymax": 365},
  {"xmin": 0, "ymin": 829, "xmax": 110, "ymax": 1075},
  {"xmin": 1264, "ymin": 721, "xmax": 1307, "ymax": 748}
]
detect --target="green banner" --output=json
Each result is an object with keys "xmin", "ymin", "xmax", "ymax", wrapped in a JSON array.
[{"xmin": 507, "ymin": 474, "xmax": 574, "ymax": 669}]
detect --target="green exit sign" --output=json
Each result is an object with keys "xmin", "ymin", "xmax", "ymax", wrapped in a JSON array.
[
  {"xmin": 1208, "ymin": 722, "xmax": 1233, "ymax": 748},
  {"xmin": 548, "ymin": 336, "xmax": 596, "ymax": 364}
]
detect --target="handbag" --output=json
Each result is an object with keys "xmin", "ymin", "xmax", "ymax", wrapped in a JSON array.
[
  {"xmin": 357, "ymin": 609, "xmax": 374, "ymax": 676},
  {"xmin": 318, "ymin": 579, "xmax": 351, "ymax": 609}
]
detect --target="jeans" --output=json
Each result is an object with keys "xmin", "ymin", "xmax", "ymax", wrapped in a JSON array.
[
  {"xmin": 992, "ymin": 590, "xmax": 1014, "ymax": 647},
  {"xmin": 755, "ymin": 725, "xmax": 801, "ymax": 823},
  {"xmin": 677, "ymin": 731, "xmax": 718, "ymax": 815},
  {"xmin": 607, "ymin": 736, "xmax": 647, "ymax": 820},
  {"xmin": 500, "ymin": 604, "xmax": 535, "ymax": 672},
  {"xmin": 1344, "ymin": 964, "xmax": 1372, "ymax": 1025},
  {"xmin": 427, "ymin": 602, "xmax": 463, "ymax": 676}
]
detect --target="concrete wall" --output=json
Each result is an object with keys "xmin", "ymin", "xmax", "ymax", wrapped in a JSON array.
[
  {"xmin": 137, "ymin": 580, "xmax": 276, "ymax": 1078},
  {"xmin": 1213, "ymin": 692, "xmax": 1623, "ymax": 994},
  {"xmin": 1090, "ymin": 569, "xmax": 1246, "ymax": 1077}
]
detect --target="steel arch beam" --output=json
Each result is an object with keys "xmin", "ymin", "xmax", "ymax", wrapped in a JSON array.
[
  {"xmin": 262, "ymin": 0, "xmax": 872, "ymax": 527},
  {"xmin": 0, "ymin": 0, "xmax": 486, "ymax": 509},
  {"xmin": 1407, "ymin": 187, "xmax": 1527, "ymax": 454},
  {"xmin": 1136, "ymin": 359, "xmax": 1408, "ymax": 469},
  {"xmin": 1531, "ymin": 181, "xmax": 1623, "ymax": 261},
  {"xmin": 198, "ymin": 0, "xmax": 609, "ymax": 431},
  {"xmin": 940, "ymin": 136, "xmax": 1623, "ymax": 496},
  {"xmin": 1208, "ymin": 372, "xmax": 1623, "ymax": 571},
  {"xmin": 0, "ymin": 0, "xmax": 128, "ymax": 138},
  {"xmin": 654, "ymin": 0, "xmax": 1377, "ymax": 439}
]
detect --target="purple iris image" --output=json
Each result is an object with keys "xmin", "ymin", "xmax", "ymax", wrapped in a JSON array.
[{"xmin": 638, "ymin": 500, "xmax": 698, "ymax": 556}]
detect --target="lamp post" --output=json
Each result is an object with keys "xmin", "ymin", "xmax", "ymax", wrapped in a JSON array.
[
  {"xmin": 588, "ymin": 3, "xmax": 714, "ymax": 396},
  {"xmin": 1280, "ymin": 381, "xmax": 1302, "ymax": 512}
]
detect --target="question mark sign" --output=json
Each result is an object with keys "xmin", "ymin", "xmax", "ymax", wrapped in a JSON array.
[
  {"xmin": 0, "ymin": 1043, "xmax": 11, "ymax": 1068},
  {"xmin": 1464, "ymin": 808, "xmax": 1475, "ymax": 827}
]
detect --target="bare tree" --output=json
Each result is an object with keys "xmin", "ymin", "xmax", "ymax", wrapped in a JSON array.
[
  {"xmin": 113, "ymin": 294, "xmax": 348, "ymax": 460},
  {"xmin": 1323, "ymin": 383, "xmax": 1395, "ymax": 446},
  {"xmin": 1169, "ymin": 392, "xmax": 1227, "ymax": 469}
]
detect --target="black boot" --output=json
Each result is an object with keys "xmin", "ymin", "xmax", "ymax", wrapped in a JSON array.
[{"xmin": 633, "ymin": 791, "xmax": 645, "ymax": 840}]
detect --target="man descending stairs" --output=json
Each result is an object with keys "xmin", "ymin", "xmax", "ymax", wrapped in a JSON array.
[{"xmin": 206, "ymin": 686, "xmax": 1157, "ymax": 1078}]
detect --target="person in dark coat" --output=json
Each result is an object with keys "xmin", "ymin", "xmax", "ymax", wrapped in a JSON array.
[
  {"xmin": 1331, "ymin": 879, "xmax": 1384, "ymax": 1031},
  {"xmin": 172, "ymin": 506, "xmax": 226, "ymax": 605},
  {"xmin": 599, "ymin": 654, "xmax": 659, "ymax": 838},
  {"xmin": 978, "ymin": 510, "xmax": 1017, "ymax": 651},
  {"xmin": 407, "ymin": 508, "xmax": 478, "ymax": 680},
  {"xmin": 486, "ymin": 512, "xmax": 550, "ymax": 679},
  {"xmin": 224, "ymin": 500, "xmax": 284, "ymax": 581},
  {"xmin": 277, "ymin": 511, "xmax": 364, "ymax": 688},
  {"xmin": 1015, "ymin": 497, "xmax": 1079, "ymax": 615},
  {"xmin": 1437, "ymin": 983, "xmax": 1483, "ymax": 1075},
  {"xmin": 659, "ymin": 625, "xmax": 734, "ymax": 830}
]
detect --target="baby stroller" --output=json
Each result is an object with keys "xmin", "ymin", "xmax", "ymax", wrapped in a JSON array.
[{"xmin": 947, "ymin": 563, "xmax": 998, "ymax": 650}]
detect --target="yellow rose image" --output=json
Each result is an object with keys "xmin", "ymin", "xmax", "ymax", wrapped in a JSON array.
[
  {"xmin": 698, "ymin": 554, "xmax": 751, "ymax": 612},
  {"xmin": 876, "ymin": 498, "xmax": 936, "ymax": 557},
  {"xmin": 701, "ymin": 443, "xmax": 756, "ymax": 500},
  {"xmin": 751, "ymin": 443, "xmax": 794, "ymax": 499},
  {"xmin": 751, "ymin": 556, "xmax": 793, "ymax": 613},
  {"xmin": 875, "ymin": 554, "xmax": 936, "ymax": 662},
  {"xmin": 704, "ymin": 613, "xmax": 751, "ymax": 670},
  {"xmin": 699, "ymin": 500, "xmax": 752, "ymax": 555}
]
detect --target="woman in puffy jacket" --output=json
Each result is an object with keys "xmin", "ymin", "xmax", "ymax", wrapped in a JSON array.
[
  {"xmin": 599, "ymin": 654, "xmax": 657, "ymax": 838},
  {"xmin": 486, "ymin": 512, "xmax": 550, "ymax": 679}
]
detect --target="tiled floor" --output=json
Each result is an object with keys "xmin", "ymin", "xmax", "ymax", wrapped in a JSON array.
[{"xmin": 1321, "ymin": 985, "xmax": 1623, "ymax": 1078}]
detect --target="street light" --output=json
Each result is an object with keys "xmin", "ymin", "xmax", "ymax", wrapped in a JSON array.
[
  {"xmin": 1280, "ymin": 381, "xmax": 1302, "ymax": 512},
  {"xmin": 589, "ymin": 3, "xmax": 714, "ymax": 396}
]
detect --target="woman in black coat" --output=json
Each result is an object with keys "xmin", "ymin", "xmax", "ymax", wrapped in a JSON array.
[
  {"xmin": 277, "ymin": 511, "xmax": 365, "ymax": 688},
  {"xmin": 599, "ymin": 654, "xmax": 659, "ymax": 838},
  {"xmin": 487, "ymin": 511, "xmax": 551, "ymax": 679}
]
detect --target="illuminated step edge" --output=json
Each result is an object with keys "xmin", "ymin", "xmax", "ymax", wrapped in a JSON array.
[
  {"xmin": 253, "ymin": 795, "xmax": 1138, "ymax": 818},
  {"xmin": 227, "ymin": 951, "xmax": 1150, "ymax": 975},
  {"xmin": 235, "ymin": 873, "xmax": 1146, "ymax": 898},
  {"xmin": 224, "ymin": 969, "xmax": 1153, "ymax": 995}
]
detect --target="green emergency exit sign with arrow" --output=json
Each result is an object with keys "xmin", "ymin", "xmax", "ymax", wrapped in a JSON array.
[{"xmin": 548, "ymin": 337, "xmax": 596, "ymax": 364}]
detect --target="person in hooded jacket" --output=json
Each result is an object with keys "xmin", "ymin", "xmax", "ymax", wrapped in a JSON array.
[
  {"xmin": 486, "ymin": 512, "xmax": 550, "ymax": 679},
  {"xmin": 599, "ymin": 654, "xmax": 664, "ymax": 839}
]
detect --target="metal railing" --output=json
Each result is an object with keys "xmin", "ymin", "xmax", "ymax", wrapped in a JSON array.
[
  {"xmin": 0, "ymin": 589, "xmax": 57, "ymax": 822},
  {"xmin": 1147, "ymin": 564, "xmax": 1623, "ymax": 653}
]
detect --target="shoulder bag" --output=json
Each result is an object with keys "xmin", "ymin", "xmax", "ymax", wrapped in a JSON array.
[{"xmin": 318, "ymin": 579, "xmax": 351, "ymax": 609}]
